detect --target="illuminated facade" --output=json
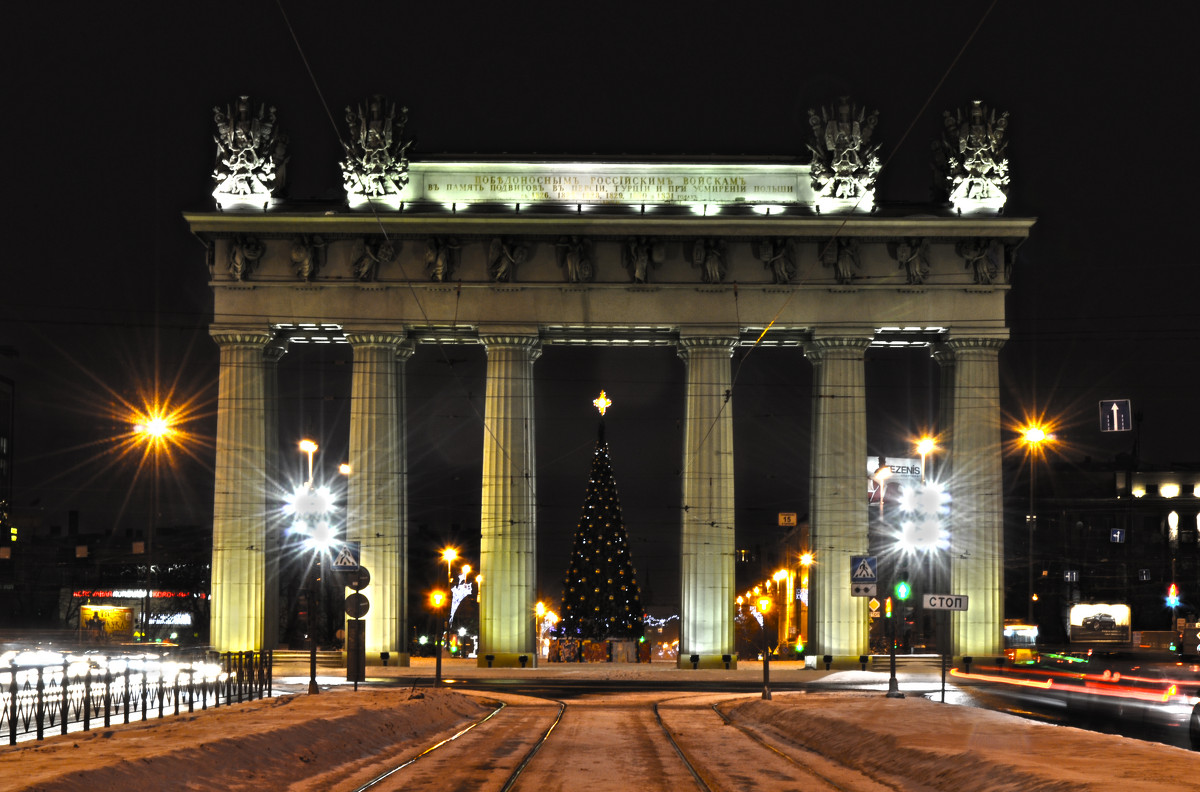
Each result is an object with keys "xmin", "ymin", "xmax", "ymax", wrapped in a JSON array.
[{"xmin": 190, "ymin": 98, "xmax": 1031, "ymax": 666}]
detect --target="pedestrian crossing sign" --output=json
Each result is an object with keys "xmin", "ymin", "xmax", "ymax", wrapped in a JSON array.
[
  {"xmin": 850, "ymin": 556, "xmax": 877, "ymax": 584},
  {"xmin": 332, "ymin": 541, "xmax": 360, "ymax": 571}
]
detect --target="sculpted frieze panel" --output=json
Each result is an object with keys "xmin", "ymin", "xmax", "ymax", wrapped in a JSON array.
[
  {"xmin": 556, "ymin": 237, "xmax": 593, "ymax": 283},
  {"xmin": 228, "ymin": 234, "xmax": 265, "ymax": 281},
  {"xmin": 956, "ymin": 238, "xmax": 1004, "ymax": 285},
  {"xmin": 889, "ymin": 238, "xmax": 930, "ymax": 285},
  {"xmin": 487, "ymin": 238, "xmax": 529, "ymax": 282},
  {"xmin": 625, "ymin": 237, "xmax": 665, "ymax": 284},
  {"xmin": 352, "ymin": 237, "xmax": 397, "ymax": 281},
  {"xmin": 753, "ymin": 238, "xmax": 798, "ymax": 284},
  {"xmin": 819, "ymin": 238, "xmax": 860, "ymax": 285},
  {"xmin": 691, "ymin": 239, "xmax": 727, "ymax": 284},
  {"xmin": 205, "ymin": 232, "xmax": 1021, "ymax": 292},
  {"xmin": 291, "ymin": 235, "xmax": 325, "ymax": 282}
]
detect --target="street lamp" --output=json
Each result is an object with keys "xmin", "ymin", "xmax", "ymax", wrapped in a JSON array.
[
  {"xmin": 915, "ymin": 436, "xmax": 937, "ymax": 486},
  {"xmin": 535, "ymin": 601, "xmax": 545, "ymax": 666},
  {"xmin": 1020, "ymin": 424, "xmax": 1053, "ymax": 623},
  {"xmin": 756, "ymin": 594, "xmax": 773, "ymax": 700},
  {"xmin": 133, "ymin": 410, "xmax": 175, "ymax": 642},
  {"xmin": 299, "ymin": 439, "xmax": 318, "ymax": 486},
  {"xmin": 430, "ymin": 590, "xmax": 446, "ymax": 686}
]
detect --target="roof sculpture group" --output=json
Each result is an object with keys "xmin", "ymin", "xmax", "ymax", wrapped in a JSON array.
[{"xmin": 210, "ymin": 94, "xmax": 1014, "ymax": 289}]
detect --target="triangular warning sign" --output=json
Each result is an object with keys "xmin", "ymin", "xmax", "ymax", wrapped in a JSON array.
[
  {"xmin": 333, "ymin": 546, "xmax": 358, "ymax": 568},
  {"xmin": 852, "ymin": 557, "xmax": 875, "ymax": 580}
]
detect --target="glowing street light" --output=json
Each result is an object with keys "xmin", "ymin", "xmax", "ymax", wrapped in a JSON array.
[
  {"xmin": 299, "ymin": 439, "xmax": 318, "ymax": 487},
  {"xmin": 132, "ymin": 409, "xmax": 176, "ymax": 642},
  {"xmin": 915, "ymin": 436, "xmax": 937, "ymax": 485},
  {"xmin": 1020, "ymin": 422, "xmax": 1054, "ymax": 623}
]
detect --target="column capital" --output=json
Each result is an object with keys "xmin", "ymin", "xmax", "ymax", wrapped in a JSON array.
[
  {"xmin": 676, "ymin": 335, "xmax": 737, "ymax": 362},
  {"xmin": 942, "ymin": 334, "xmax": 1008, "ymax": 355},
  {"xmin": 480, "ymin": 334, "xmax": 542, "ymax": 361},
  {"xmin": 210, "ymin": 328, "xmax": 273, "ymax": 349},
  {"xmin": 395, "ymin": 341, "xmax": 415, "ymax": 362},
  {"xmin": 344, "ymin": 331, "xmax": 408, "ymax": 349},
  {"xmin": 804, "ymin": 333, "xmax": 872, "ymax": 362}
]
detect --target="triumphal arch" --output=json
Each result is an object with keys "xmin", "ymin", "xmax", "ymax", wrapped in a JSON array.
[{"xmin": 189, "ymin": 95, "xmax": 1031, "ymax": 667}]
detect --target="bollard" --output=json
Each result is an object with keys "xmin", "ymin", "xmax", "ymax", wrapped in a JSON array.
[
  {"xmin": 859, "ymin": 655, "xmax": 868, "ymax": 672},
  {"xmin": 9, "ymin": 661, "xmax": 18, "ymax": 746},
  {"xmin": 104, "ymin": 668, "xmax": 112, "ymax": 727},
  {"xmin": 60, "ymin": 659, "xmax": 69, "ymax": 736},
  {"xmin": 519, "ymin": 655, "xmax": 528, "ymax": 668},
  {"xmin": 690, "ymin": 654, "xmax": 700, "ymax": 670},
  {"xmin": 995, "ymin": 656, "xmax": 1006, "ymax": 674},
  {"xmin": 380, "ymin": 652, "xmax": 390, "ymax": 667},
  {"xmin": 83, "ymin": 666, "xmax": 92, "ymax": 732},
  {"xmin": 485, "ymin": 655, "xmax": 495, "ymax": 668},
  {"xmin": 722, "ymin": 654, "xmax": 732, "ymax": 670},
  {"xmin": 963, "ymin": 656, "xmax": 973, "ymax": 674},
  {"xmin": 823, "ymin": 655, "xmax": 833, "ymax": 671}
]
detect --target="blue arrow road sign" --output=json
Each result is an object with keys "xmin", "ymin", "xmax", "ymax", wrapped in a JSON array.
[
  {"xmin": 1100, "ymin": 399, "xmax": 1132, "ymax": 432},
  {"xmin": 1110, "ymin": 528, "xmax": 1126, "ymax": 544},
  {"xmin": 850, "ymin": 556, "xmax": 878, "ymax": 583}
]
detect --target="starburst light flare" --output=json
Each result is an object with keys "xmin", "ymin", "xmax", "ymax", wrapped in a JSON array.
[{"xmin": 593, "ymin": 390, "xmax": 612, "ymax": 416}]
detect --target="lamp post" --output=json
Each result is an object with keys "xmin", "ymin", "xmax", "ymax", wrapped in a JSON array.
[
  {"xmin": 757, "ymin": 594, "xmax": 772, "ymax": 700},
  {"xmin": 297, "ymin": 439, "xmax": 321, "ymax": 694},
  {"xmin": 430, "ymin": 590, "xmax": 446, "ymax": 686},
  {"xmin": 133, "ymin": 412, "xmax": 174, "ymax": 643},
  {"xmin": 1021, "ymin": 425, "xmax": 1051, "ymax": 624},
  {"xmin": 535, "ymin": 601, "xmax": 545, "ymax": 667}
]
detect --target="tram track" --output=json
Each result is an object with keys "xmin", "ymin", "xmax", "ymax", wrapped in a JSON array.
[{"xmin": 331, "ymin": 691, "xmax": 913, "ymax": 791}]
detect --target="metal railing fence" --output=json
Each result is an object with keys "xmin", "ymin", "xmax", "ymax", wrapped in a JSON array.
[{"xmin": 1, "ymin": 649, "xmax": 273, "ymax": 745}]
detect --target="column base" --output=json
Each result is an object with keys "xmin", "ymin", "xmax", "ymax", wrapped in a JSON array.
[
  {"xmin": 677, "ymin": 653, "xmax": 738, "ymax": 670},
  {"xmin": 476, "ymin": 652, "xmax": 537, "ymax": 669}
]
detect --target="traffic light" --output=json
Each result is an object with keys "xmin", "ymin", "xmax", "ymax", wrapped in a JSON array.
[
  {"xmin": 894, "ymin": 577, "xmax": 912, "ymax": 602},
  {"xmin": 1166, "ymin": 583, "xmax": 1180, "ymax": 608},
  {"xmin": 885, "ymin": 596, "xmax": 893, "ymax": 618}
]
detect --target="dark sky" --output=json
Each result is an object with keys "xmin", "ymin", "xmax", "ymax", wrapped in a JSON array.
[{"xmin": 4, "ymin": 4, "xmax": 1197, "ymax": 605}]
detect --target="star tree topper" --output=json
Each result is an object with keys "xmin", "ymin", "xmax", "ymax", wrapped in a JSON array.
[{"xmin": 593, "ymin": 391, "xmax": 612, "ymax": 416}]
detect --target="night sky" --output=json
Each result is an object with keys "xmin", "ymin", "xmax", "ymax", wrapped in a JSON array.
[{"xmin": 4, "ymin": 4, "xmax": 1196, "ymax": 609}]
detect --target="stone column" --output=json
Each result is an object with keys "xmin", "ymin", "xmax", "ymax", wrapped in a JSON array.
[
  {"xmin": 678, "ymin": 336, "xmax": 737, "ymax": 668},
  {"xmin": 345, "ymin": 332, "xmax": 407, "ymax": 664},
  {"xmin": 943, "ymin": 336, "xmax": 1007, "ymax": 658},
  {"xmin": 478, "ymin": 335, "xmax": 540, "ymax": 667},
  {"xmin": 262, "ymin": 338, "xmax": 287, "ymax": 651},
  {"xmin": 805, "ymin": 332, "xmax": 872, "ymax": 663},
  {"xmin": 210, "ymin": 329, "xmax": 273, "ymax": 651}
]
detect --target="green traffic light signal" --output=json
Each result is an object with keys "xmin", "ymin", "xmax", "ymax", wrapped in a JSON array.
[{"xmin": 894, "ymin": 580, "xmax": 912, "ymax": 601}]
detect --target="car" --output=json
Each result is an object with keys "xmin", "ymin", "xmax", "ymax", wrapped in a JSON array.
[{"xmin": 1082, "ymin": 613, "xmax": 1117, "ymax": 631}]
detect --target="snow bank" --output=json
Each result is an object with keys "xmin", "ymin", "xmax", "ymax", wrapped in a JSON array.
[
  {"xmin": 0, "ymin": 688, "xmax": 490, "ymax": 792},
  {"xmin": 727, "ymin": 692, "xmax": 1200, "ymax": 792}
]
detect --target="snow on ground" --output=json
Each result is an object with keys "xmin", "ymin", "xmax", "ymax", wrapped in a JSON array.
[{"xmin": 1, "ymin": 660, "xmax": 1197, "ymax": 791}]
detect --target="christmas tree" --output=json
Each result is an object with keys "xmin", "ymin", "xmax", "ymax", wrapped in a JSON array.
[{"xmin": 557, "ymin": 391, "xmax": 644, "ymax": 641}]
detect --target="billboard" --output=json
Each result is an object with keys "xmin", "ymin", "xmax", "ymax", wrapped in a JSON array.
[
  {"xmin": 80, "ymin": 605, "xmax": 135, "ymax": 643},
  {"xmin": 1068, "ymin": 603, "xmax": 1132, "ymax": 644},
  {"xmin": 866, "ymin": 456, "xmax": 922, "ymax": 502}
]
